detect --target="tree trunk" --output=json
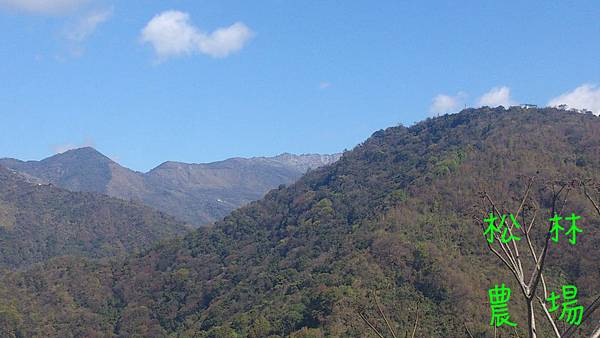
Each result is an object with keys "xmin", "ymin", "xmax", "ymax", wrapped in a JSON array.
[
  {"xmin": 528, "ymin": 301, "xmax": 537, "ymax": 338},
  {"xmin": 591, "ymin": 323, "xmax": 600, "ymax": 338}
]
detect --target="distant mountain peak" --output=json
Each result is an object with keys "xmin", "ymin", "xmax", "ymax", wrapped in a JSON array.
[
  {"xmin": 0, "ymin": 146, "xmax": 126, "ymax": 194},
  {"xmin": 46, "ymin": 146, "xmax": 115, "ymax": 164},
  {"xmin": 61, "ymin": 146, "xmax": 96, "ymax": 153}
]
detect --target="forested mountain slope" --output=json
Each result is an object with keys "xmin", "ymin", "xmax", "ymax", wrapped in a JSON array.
[
  {"xmin": 0, "ymin": 149, "xmax": 340, "ymax": 226},
  {"xmin": 1, "ymin": 107, "xmax": 599, "ymax": 337},
  {"xmin": 0, "ymin": 166, "xmax": 188, "ymax": 269}
]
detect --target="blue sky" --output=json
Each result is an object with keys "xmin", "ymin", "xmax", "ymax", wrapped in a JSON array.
[{"xmin": 1, "ymin": 0, "xmax": 599, "ymax": 171}]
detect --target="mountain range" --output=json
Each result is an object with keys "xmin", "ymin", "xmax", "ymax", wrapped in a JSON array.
[
  {"xmin": 0, "ymin": 149, "xmax": 340, "ymax": 226},
  {"xmin": 0, "ymin": 107, "xmax": 598, "ymax": 337}
]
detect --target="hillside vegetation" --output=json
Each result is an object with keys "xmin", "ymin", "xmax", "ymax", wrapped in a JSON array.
[
  {"xmin": 1, "ymin": 107, "xmax": 599, "ymax": 337},
  {"xmin": 0, "ymin": 166, "xmax": 188, "ymax": 269}
]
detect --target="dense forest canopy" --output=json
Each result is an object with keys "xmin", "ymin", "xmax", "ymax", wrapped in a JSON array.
[
  {"xmin": 0, "ymin": 166, "xmax": 189, "ymax": 269},
  {"xmin": 1, "ymin": 107, "xmax": 599, "ymax": 337}
]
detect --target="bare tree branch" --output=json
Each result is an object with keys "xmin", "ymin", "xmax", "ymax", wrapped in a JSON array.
[
  {"xmin": 477, "ymin": 178, "xmax": 600, "ymax": 338},
  {"xmin": 372, "ymin": 291, "xmax": 397, "ymax": 338},
  {"xmin": 529, "ymin": 183, "xmax": 567, "ymax": 299},
  {"xmin": 514, "ymin": 176, "xmax": 535, "ymax": 224},
  {"xmin": 536, "ymin": 295, "xmax": 561, "ymax": 337},
  {"xmin": 358, "ymin": 311, "xmax": 385, "ymax": 338},
  {"xmin": 591, "ymin": 323, "xmax": 600, "ymax": 338},
  {"xmin": 476, "ymin": 216, "xmax": 527, "ymax": 295},
  {"xmin": 562, "ymin": 294, "xmax": 600, "ymax": 338},
  {"xmin": 464, "ymin": 323, "xmax": 475, "ymax": 338},
  {"xmin": 582, "ymin": 182, "xmax": 600, "ymax": 217},
  {"xmin": 410, "ymin": 302, "xmax": 419, "ymax": 338},
  {"xmin": 482, "ymin": 193, "xmax": 527, "ymax": 286}
]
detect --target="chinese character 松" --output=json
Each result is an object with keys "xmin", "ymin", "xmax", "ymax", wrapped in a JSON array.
[{"xmin": 483, "ymin": 213, "xmax": 521, "ymax": 244}]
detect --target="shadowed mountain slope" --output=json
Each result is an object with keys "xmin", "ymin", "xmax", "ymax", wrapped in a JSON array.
[
  {"xmin": 1, "ymin": 107, "xmax": 599, "ymax": 337},
  {"xmin": 0, "ymin": 166, "xmax": 188, "ymax": 269},
  {"xmin": 0, "ymin": 150, "xmax": 340, "ymax": 226}
]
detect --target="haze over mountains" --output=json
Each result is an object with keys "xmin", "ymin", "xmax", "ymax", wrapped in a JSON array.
[
  {"xmin": 1, "ymin": 107, "xmax": 598, "ymax": 337},
  {"xmin": 0, "ymin": 148, "xmax": 340, "ymax": 226}
]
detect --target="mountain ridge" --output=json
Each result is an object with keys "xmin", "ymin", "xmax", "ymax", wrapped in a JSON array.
[
  {"xmin": 0, "ymin": 147, "xmax": 340, "ymax": 175},
  {"xmin": 0, "ymin": 149, "xmax": 341, "ymax": 226}
]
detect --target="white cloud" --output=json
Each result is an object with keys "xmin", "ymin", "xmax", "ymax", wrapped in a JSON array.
[
  {"xmin": 478, "ymin": 86, "xmax": 516, "ymax": 108},
  {"xmin": 140, "ymin": 11, "xmax": 198, "ymax": 57},
  {"xmin": 198, "ymin": 22, "xmax": 254, "ymax": 58},
  {"xmin": 548, "ymin": 84, "xmax": 600, "ymax": 114},
  {"xmin": 140, "ymin": 10, "xmax": 254, "ymax": 60},
  {"xmin": 429, "ymin": 93, "xmax": 465, "ymax": 114},
  {"xmin": 0, "ymin": 0, "xmax": 88, "ymax": 15},
  {"xmin": 65, "ymin": 7, "xmax": 112, "ymax": 42},
  {"xmin": 1, "ymin": 1, "xmax": 110, "ymax": 58},
  {"xmin": 319, "ymin": 82, "xmax": 332, "ymax": 90}
]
